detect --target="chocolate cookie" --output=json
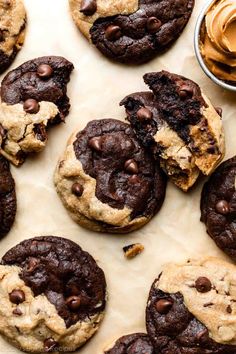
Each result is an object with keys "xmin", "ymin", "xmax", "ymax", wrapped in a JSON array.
[
  {"xmin": 146, "ymin": 257, "xmax": 236, "ymax": 353},
  {"xmin": 121, "ymin": 71, "xmax": 225, "ymax": 191},
  {"xmin": 0, "ymin": 155, "xmax": 16, "ymax": 237},
  {"xmin": 54, "ymin": 119, "xmax": 166, "ymax": 233},
  {"xmin": 0, "ymin": 0, "xmax": 26, "ymax": 74},
  {"xmin": 0, "ymin": 56, "xmax": 74, "ymax": 165},
  {"xmin": 200, "ymin": 156, "xmax": 236, "ymax": 261},
  {"xmin": 104, "ymin": 333, "xmax": 155, "ymax": 353},
  {"xmin": 69, "ymin": 0, "xmax": 194, "ymax": 64},
  {"xmin": 0, "ymin": 236, "xmax": 106, "ymax": 352}
]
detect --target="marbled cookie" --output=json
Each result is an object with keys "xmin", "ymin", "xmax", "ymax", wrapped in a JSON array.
[
  {"xmin": 54, "ymin": 119, "xmax": 167, "ymax": 233},
  {"xmin": 121, "ymin": 71, "xmax": 225, "ymax": 191},
  {"xmin": 0, "ymin": 236, "xmax": 106, "ymax": 352},
  {"xmin": 0, "ymin": 56, "xmax": 74, "ymax": 165},
  {"xmin": 104, "ymin": 333, "xmax": 155, "ymax": 353},
  {"xmin": 69, "ymin": 0, "xmax": 194, "ymax": 64},
  {"xmin": 146, "ymin": 257, "xmax": 236, "ymax": 353},
  {"xmin": 201, "ymin": 156, "xmax": 236, "ymax": 261},
  {"xmin": 0, "ymin": 0, "xmax": 26, "ymax": 73},
  {"xmin": 0, "ymin": 155, "xmax": 16, "ymax": 237}
]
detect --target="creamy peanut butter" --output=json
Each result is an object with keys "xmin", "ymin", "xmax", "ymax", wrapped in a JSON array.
[{"xmin": 201, "ymin": 0, "xmax": 236, "ymax": 82}]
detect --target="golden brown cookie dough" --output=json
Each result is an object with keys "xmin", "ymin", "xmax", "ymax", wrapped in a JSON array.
[
  {"xmin": 200, "ymin": 0, "xmax": 236, "ymax": 82},
  {"xmin": 0, "ymin": 0, "xmax": 26, "ymax": 73}
]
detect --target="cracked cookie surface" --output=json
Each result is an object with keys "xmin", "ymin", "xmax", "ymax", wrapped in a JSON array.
[
  {"xmin": 146, "ymin": 257, "xmax": 236, "ymax": 353},
  {"xmin": 104, "ymin": 333, "xmax": 154, "ymax": 353},
  {"xmin": 201, "ymin": 156, "xmax": 236, "ymax": 261},
  {"xmin": 0, "ymin": 56, "xmax": 74, "ymax": 165},
  {"xmin": 69, "ymin": 0, "xmax": 194, "ymax": 64},
  {"xmin": 121, "ymin": 71, "xmax": 225, "ymax": 191},
  {"xmin": 0, "ymin": 0, "xmax": 26, "ymax": 73},
  {"xmin": 54, "ymin": 119, "xmax": 167, "ymax": 233},
  {"xmin": 0, "ymin": 155, "xmax": 16, "ymax": 237},
  {"xmin": 0, "ymin": 236, "xmax": 106, "ymax": 352}
]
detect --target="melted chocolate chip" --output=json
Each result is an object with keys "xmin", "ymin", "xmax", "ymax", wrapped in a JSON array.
[
  {"xmin": 105, "ymin": 25, "xmax": 122, "ymax": 41},
  {"xmin": 66, "ymin": 296, "xmax": 81, "ymax": 311},
  {"xmin": 23, "ymin": 99, "xmax": 39, "ymax": 114},
  {"xmin": 37, "ymin": 64, "xmax": 53, "ymax": 79},
  {"xmin": 155, "ymin": 299, "xmax": 173, "ymax": 314},
  {"xmin": 27, "ymin": 257, "xmax": 39, "ymax": 273},
  {"xmin": 12, "ymin": 308, "xmax": 22, "ymax": 316},
  {"xmin": 137, "ymin": 107, "xmax": 153, "ymax": 121},
  {"xmin": 215, "ymin": 106, "xmax": 222, "ymax": 117},
  {"xmin": 72, "ymin": 182, "xmax": 84, "ymax": 197},
  {"xmin": 215, "ymin": 200, "xmax": 229, "ymax": 215},
  {"xmin": 124, "ymin": 159, "xmax": 138, "ymax": 174},
  {"xmin": 195, "ymin": 277, "xmax": 212, "ymax": 293},
  {"xmin": 88, "ymin": 136, "xmax": 102, "ymax": 151},
  {"xmin": 80, "ymin": 0, "xmax": 97, "ymax": 16},
  {"xmin": 9, "ymin": 289, "xmax": 25, "ymax": 304},
  {"xmin": 178, "ymin": 84, "xmax": 193, "ymax": 99},
  {"xmin": 146, "ymin": 17, "xmax": 162, "ymax": 34},
  {"xmin": 44, "ymin": 338, "xmax": 58, "ymax": 352}
]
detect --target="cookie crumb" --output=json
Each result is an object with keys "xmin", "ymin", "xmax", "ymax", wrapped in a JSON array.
[{"xmin": 123, "ymin": 243, "xmax": 144, "ymax": 259}]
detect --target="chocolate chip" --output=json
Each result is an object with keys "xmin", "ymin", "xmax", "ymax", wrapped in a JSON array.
[
  {"xmin": 124, "ymin": 159, "xmax": 138, "ymax": 174},
  {"xmin": 44, "ymin": 338, "xmax": 58, "ymax": 352},
  {"xmin": 227, "ymin": 305, "xmax": 232, "ymax": 313},
  {"xmin": 155, "ymin": 299, "xmax": 173, "ymax": 314},
  {"xmin": 178, "ymin": 84, "xmax": 193, "ymax": 98},
  {"xmin": 66, "ymin": 295, "xmax": 81, "ymax": 311},
  {"xmin": 195, "ymin": 277, "xmax": 212, "ymax": 293},
  {"xmin": 9, "ymin": 289, "xmax": 25, "ymax": 304},
  {"xmin": 80, "ymin": 0, "xmax": 97, "ymax": 16},
  {"xmin": 0, "ymin": 30, "xmax": 4, "ymax": 42},
  {"xmin": 129, "ymin": 174, "xmax": 139, "ymax": 183},
  {"xmin": 216, "ymin": 200, "xmax": 229, "ymax": 215},
  {"xmin": 72, "ymin": 182, "xmax": 84, "ymax": 197},
  {"xmin": 88, "ymin": 136, "xmax": 102, "ymax": 151},
  {"xmin": 196, "ymin": 329, "xmax": 208, "ymax": 341},
  {"xmin": 23, "ymin": 99, "xmax": 39, "ymax": 114},
  {"xmin": 137, "ymin": 107, "xmax": 153, "ymax": 121},
  {"xmin": 146, "ymin": 17, "xmax": 162, "ymax": 34},
  {"xmin": 33, "ymin": 123, "xmax": 47, "ymax": 141},
  {"xmin": 13, "ymin": 308, "xmax": 22, "ymax": 316},
  {"xmin": 27, "ymin": 257, "xmax": 39, "ymax": 273},
  {"xmin": 215, "ymin": 107, "xmax": 222, "ymax": 117},
  {"xmin": 37, "ymin": 64, "xmax": 53, "ymax": 79},
  {"xmin": 105, "ymin": 25, "xmax": 122, "ymax": 41}
]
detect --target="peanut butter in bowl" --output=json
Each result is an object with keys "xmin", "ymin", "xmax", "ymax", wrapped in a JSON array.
[{"xmin": 200, "ymin": 0, "xmax": 236, "ymax": 84}]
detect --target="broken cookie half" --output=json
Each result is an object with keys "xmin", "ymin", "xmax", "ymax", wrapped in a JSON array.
[
  {"xmin": 121, "ymin": 71, "xmax": 225, "ymax": 191},
  {"xmin": 0, "ymin": 56, "xmax": 74, "ymax": 165}
]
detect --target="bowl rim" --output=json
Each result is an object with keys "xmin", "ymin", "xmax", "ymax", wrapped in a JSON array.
[{"xmin": 194, "ymin": 0, "xmax": 236, "ymax": 92}]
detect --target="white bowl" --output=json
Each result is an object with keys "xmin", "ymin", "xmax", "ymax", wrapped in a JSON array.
[{"xmin": 194, "ymin": 0, "xmax": 236, "ymax": 92}]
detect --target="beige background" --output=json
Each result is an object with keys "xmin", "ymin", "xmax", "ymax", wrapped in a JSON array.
[{"xmin": 0, "ymin": 0, "xmax": 236, "ymax": 353}]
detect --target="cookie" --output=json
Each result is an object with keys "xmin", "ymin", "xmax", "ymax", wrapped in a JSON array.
[
  {"xmin": 121, "ymin": 71, "xmax": 225, "ymax": 191},
  {"xmin": 0, "ymin": 236, "xmax": 107, "ymax": 352},
  {"xmin": 69, "ymin": 0, "xmax": 194, "ymax": 64},
  {"xmin": 54, "ymin": 119, "xmax": 167, "ymax": 233},
  {"xmin": 200, "ymin": 156, "xmax": 236, "ymax": 261},
  {"xmin": 0, "ymin": 155, "xmax": 16, "ymax": 237},
  {"xmin": 104, "ymin": 333, "xmax": 154, "ymax": 353},
  {"xmin": 146, "ymin": 257, "xmax": 236, "ymax": 353},
  {"xmin": 0, "ymin": 0, "xmax": 26, "ymax": 74},
  {"xmin": 0, "ymin": 56, "xmax": 74, "ymax": 165}
]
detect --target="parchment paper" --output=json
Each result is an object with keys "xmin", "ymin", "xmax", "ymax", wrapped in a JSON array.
[{"xmin": 0, "ymin": 0, "xmax": 236, "ymax": 353}]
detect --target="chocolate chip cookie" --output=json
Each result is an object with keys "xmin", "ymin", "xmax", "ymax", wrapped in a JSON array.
[
  {"xmin": 69, "ymin": 0, "xmax": 194, "ymax": 64},
  {"xmin": 146, "ymin": 257, "xmax": 236, "ymax": 353},
  {"xmin": 0, "ymin": 236, "xmax": 106, "ymax": 352},
  {"xmin": 0, "ymin": 155, "xmax": 16, "ymax": 237},
  {"xmin": 0, "ymin": 0, "xmax": 26, "ymax": 74},
  {"xmin": 0, "ymin": 56, "xmax": 74, "ymax": 165},
  {"xmin": 54, "ymin": 119, "xmax": 166, "ymax": 233},
  {"xmin": 200, "ymin": 156, "xmax": 236, "ymax": 261},
  {"xmin": 121, "ymin": 71, "xmax": 225, "ymax": 191},
  {"xmin": 104, "ymin": 333, "xmax": 154, "ymax": 353}
]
